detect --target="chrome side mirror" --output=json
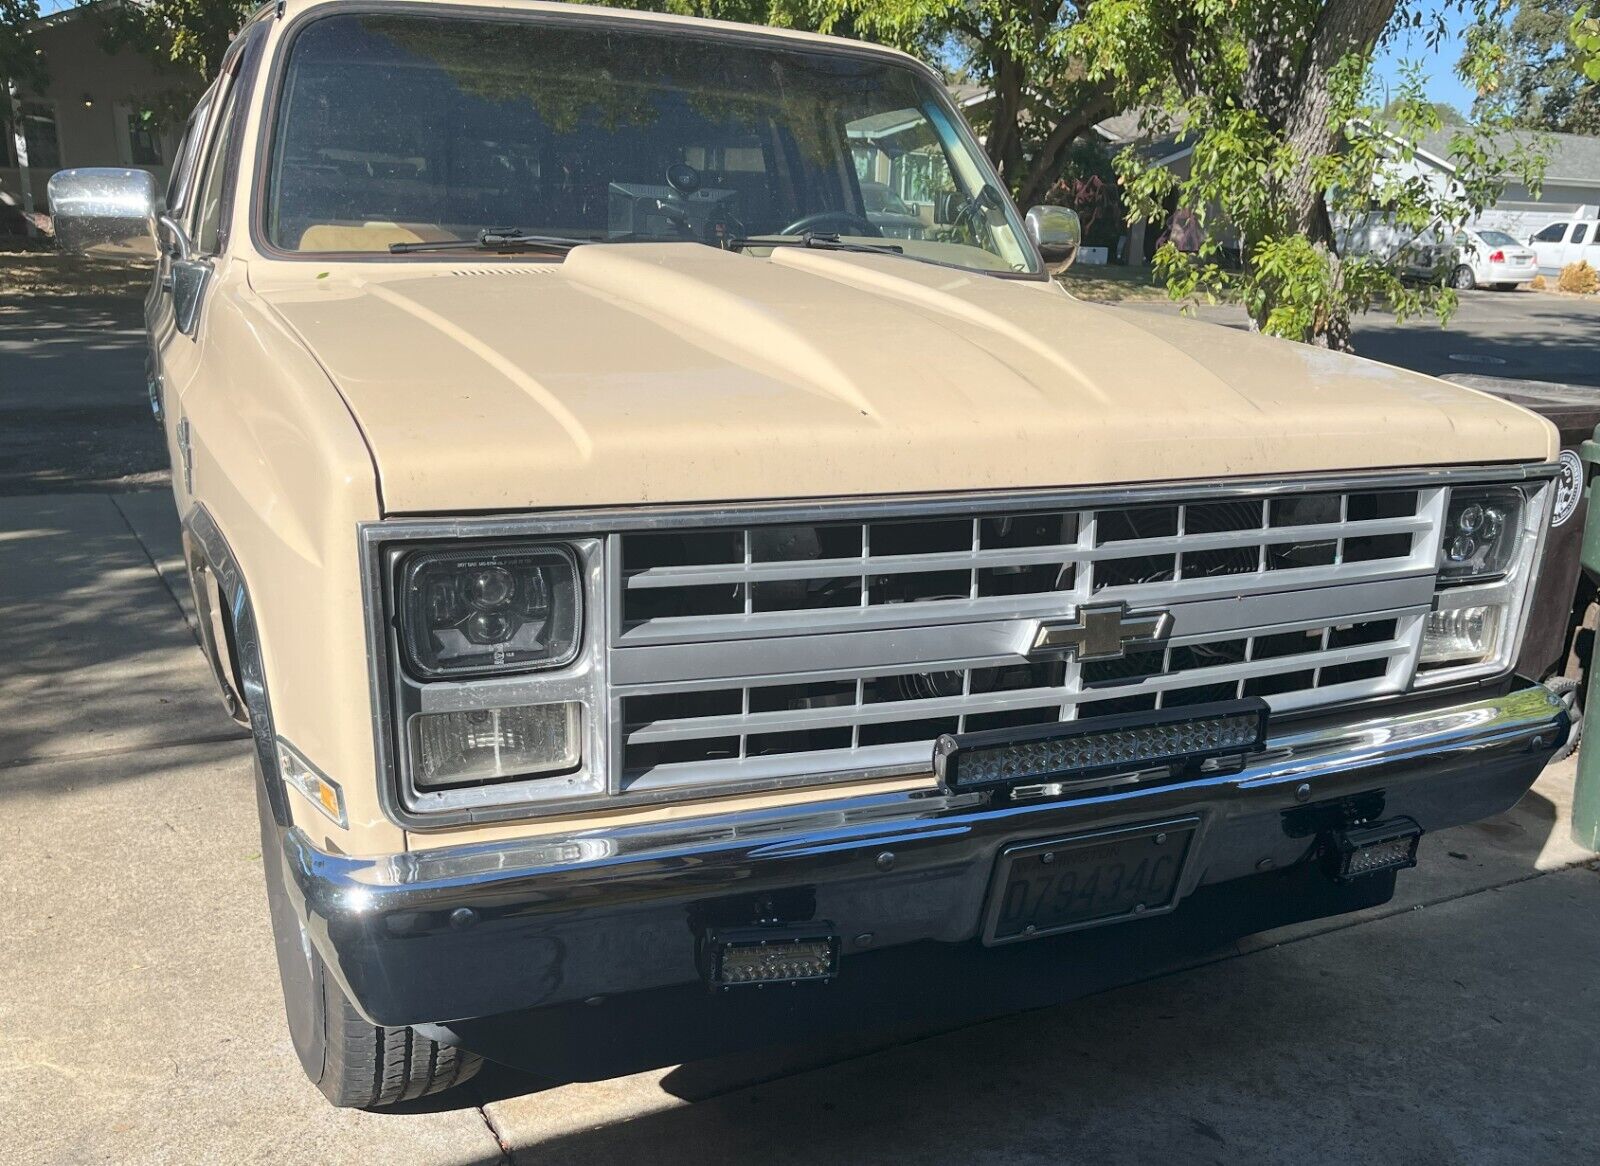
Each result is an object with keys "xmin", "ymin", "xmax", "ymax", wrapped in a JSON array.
[
  {"xmin": 48, "ymin": 168, "xmax": 165, "ymax": 260},
  {"xmin": 1026, "ymin": 205, "xmax": 1082, "ymax": 272}
]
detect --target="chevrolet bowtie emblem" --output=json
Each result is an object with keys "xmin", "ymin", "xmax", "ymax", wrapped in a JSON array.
[{"xmin": 1030, "ymin": 603, "xmax": 1174, "ymax": 662}]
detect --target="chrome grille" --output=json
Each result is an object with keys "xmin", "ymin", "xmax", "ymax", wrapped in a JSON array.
[{"xmin": 607, "ymin": 487, "xmax": 1444, "ymax": 793}]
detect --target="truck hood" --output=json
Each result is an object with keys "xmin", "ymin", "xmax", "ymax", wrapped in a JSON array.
[{"xmin": 253, "ymin": 244, "xmax": 1556, "ymax": 514}]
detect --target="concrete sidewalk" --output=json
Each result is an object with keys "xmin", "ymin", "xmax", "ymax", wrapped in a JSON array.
[{"xmin": 3, "ymin": 490, "xmax": 1597, "ymax": 1165}]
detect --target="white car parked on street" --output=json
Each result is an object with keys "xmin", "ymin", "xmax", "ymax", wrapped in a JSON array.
[{"xmin": 1414, "ymin": 228, "xmax": 1539, "ymax": 291}]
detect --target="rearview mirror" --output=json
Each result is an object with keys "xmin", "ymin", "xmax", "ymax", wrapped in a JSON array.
[
  {"xmin": 48, "ymin": 167, "xmax": 161, "ymax": 260},
  {"xmin": 1026, "ymin": 205, "xmax": 1081, "ymax": 271}
]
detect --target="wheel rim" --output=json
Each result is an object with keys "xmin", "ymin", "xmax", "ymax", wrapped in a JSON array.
[{"xmin": 1454, "ymin": 266, "xmax": 1474, "ymax": 290}]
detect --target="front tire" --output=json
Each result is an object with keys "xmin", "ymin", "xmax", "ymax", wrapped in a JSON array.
[
  {"xmin": 1546, "ymin": 676, "xmax": 1582, "ymax": 763},
  {"xmin": 1452, "ymin": 265, "xmax": 1477, "ymax": 291},
  {"xmin": 310, "ymin": 970, "xmax": 483, "ymax": 1108},
  {"xmin": 257, "ymin": 780, "xmax": 482, "ymax": 1108}
]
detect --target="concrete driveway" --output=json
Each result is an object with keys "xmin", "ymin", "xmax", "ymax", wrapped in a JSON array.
[{"xmin": 4, "ymin": 292, "xmax": 1600, "ymax": 1164}]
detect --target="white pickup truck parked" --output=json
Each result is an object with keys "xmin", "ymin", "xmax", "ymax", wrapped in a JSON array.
[{"xmin": 1528, "ymin": 218, "xmax": 1600, "ymax": 275}]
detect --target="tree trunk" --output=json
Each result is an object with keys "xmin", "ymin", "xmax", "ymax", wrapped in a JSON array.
[
  {"xmin": 986, "ymin": 56, "xmax": 1025, "ymax": 187},
  {"xmin": 1252, "ymin": 0, "xmax": 1398, "ymax": 348}
]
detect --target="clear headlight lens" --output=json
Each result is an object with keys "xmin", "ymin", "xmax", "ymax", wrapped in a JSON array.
[
  {"xmin": 411, "ymin": 702, "xmax": 581, "ymax": 788},
  {"xmin": 1438, "ymin": 487, "xmax": 1523, "ymax": 582},
  {"xmin": 1419, "ymin": 604, "xmax": 1501, "ymax": 666},
  {"xmin": 1416, "ymin": 481, "xmax": 1548, "ymax": 685},
  {"xmin": 400, "ymin": 545, "xmax": 580, "ymax": 676}
]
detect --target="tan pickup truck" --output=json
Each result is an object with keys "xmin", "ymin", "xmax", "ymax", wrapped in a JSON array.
[{"xmin": 51, "ymin": 0, "xmax": 1570, "ymax": 1109}]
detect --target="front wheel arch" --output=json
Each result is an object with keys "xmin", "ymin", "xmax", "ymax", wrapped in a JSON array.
[{"xmin": 183, "ymin": 503, "xmax": 293, "ymax": 828}]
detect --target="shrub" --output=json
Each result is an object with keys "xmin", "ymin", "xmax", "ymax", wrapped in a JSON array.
[
  {"xmin": 1558, "ymin": 261, "xmax": 1599, "ymax": 295},
  {"xmin": 1530, "ymin": 273, "xmax": 1547, "ymax": 290}
]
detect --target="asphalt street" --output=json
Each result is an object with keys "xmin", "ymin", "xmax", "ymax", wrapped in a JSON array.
[
  {"xmin": 1122, "ymin": 284, "xmax": 1600, "ymax": 388},
  {"xmin": 3, "ymin": 286, "xmax": 1600, "ymax": 1164},
  {"xmin": 0, "ymin": 295, "xmax": 166, "ymax": 494}
]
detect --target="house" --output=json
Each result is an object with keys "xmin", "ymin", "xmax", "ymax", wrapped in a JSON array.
[
  {"xmin": 2, "ymin": 2, "xmax": 197, "ymax": 232},
  {"xmin": 1134, "ymin": 118, "xmax": 1600, "ymax": 256},
  {"xmin": 1418, "ymin": 128, "xmax": 1600, "ymax": 237}
]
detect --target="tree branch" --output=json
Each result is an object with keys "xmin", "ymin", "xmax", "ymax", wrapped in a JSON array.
[{"xmin": 1015, "ymin": 87, "xmax": 1121, "ymax": 206}]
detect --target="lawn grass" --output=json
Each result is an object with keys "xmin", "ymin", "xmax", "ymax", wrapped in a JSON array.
[{"xmin": 1058, "ymin": 263, "xmax": 1176, "ymax": 303}]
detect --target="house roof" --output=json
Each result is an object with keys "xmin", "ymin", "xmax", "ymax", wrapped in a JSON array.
[
  {"xmin": 947, "ymin": 83, "xmax": 988, "ymax": 109},
  {"xmin": 1093, "ymin": 108, "xmax": 1183, "ymax": 145},
  {"xmin": 1413, "ymin": 127, "xmax": 1600, "ymax": 187}
]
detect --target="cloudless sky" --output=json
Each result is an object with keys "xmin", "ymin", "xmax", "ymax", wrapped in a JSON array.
[{"xmin": 1373, "ymin": 2, "xmax": 1481, "ymax": 115}]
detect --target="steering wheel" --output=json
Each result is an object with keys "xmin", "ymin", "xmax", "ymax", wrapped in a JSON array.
[{"xmin": 779, "ymin": 211, "xmax": 881, "ymax": 238}]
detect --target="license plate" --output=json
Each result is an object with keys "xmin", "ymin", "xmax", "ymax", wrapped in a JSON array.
[{"xmin": 982, "ymin": 819, "xmax": 1197, "ymax": 945}]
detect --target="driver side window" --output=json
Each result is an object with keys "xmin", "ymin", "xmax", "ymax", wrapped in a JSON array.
[
  {"xmin": 192, "ymin": 81, "xmax": 241, "ymax": 255},
  {"xmin": 164, "ymin": 91, "xmax": 215, "ymax": 219},
  {"xmin": 1534, "ymin": 222, "xmax": 1568, "ymax": 243}
]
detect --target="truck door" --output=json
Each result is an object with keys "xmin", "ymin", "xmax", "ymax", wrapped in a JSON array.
[
  {"xmin": 1562, "ymin": 222, "xmax": 1593, "ymax": 268},
  {"xmin": 1531, "ymin": 221, "xmax": 1569, "ymax": 273},
  {"xmin": 147, "ymin": 91, "xmax": 214, "ymax": 452},
  {"xmin": 148, "ymin": 28, "xmax": 262, "ymax": 514}
]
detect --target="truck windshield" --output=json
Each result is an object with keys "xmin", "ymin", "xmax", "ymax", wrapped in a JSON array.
[{"xmin": 264, "ymin": 12, "xmax": 1037, "ymax": 274}]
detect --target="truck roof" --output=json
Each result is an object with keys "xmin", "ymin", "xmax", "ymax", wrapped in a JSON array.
[{"xmin": 264, "ymin": 0, "xmax": 926, "ymax": 70}]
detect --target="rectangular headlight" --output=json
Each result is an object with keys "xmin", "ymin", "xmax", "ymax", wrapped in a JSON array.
[
  {"xmin": 1438, "ymin": 487, "xmax": 1524, "ymax": 582},
  {"xmin": 400, "ymin": 544, "xmax": 580, "ymax": 677},
  {"xmin": 1419, "ymin": 603, "xmax": 1501, "ymax": 666},
  {"xmin": 1415, "ymin": 481, "xmax": 1549, "ymax": 686},
  {"xmin": 411, "ymin": 702, "xmax": 581, "ymax": 788}
]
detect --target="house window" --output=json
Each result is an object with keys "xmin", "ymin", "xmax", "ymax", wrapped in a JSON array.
[
  {"xmin": 3, "ymin": 102, "xmax": 61, "ymax": 168},
  {"xmin": 16, "ymin": 102, "xmax": 61, "ymax": 168},
  {"xmin": 126, "ymin": 111, "xmax": 163, "ymax": 166},
  {"xmin": 892, "ymin": 150, "xmax": 939, "ymax": 209}
]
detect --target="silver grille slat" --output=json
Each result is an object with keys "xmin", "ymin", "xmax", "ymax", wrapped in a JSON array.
[
  {"xmin": 620, "ymin": 516, "xmax": 1432, "ymax": 590},
  {"xmin": 607, "ymin": 487, "xmax": 1445, "ymax": 790},
  {"xmin": 623, "ymin": 634, "xmax": 1415, "ymax": 743}
]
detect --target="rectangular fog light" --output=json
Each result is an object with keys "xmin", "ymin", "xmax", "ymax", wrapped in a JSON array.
[
  {"xmin": 1332, "ymin": 818, "xmax": 1421, "ymax": 881},
  {"xmin": 934, "ymin": 699, "xmax": 1268, "ymax": 793},
  {"xmin": 703, "ymin": 925, "xmax": 840, "ymax": 989},
  {"xmin": 412, "ymin": 702, "xmax": 581, "ymax": 788}
]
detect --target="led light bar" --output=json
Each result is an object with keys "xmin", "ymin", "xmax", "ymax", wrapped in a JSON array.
[
  {"xmin": 933, "ymin": 698, "xmax": 1269, "ymax": 793},
  {"xmin": 1329, "ymin": 818, "xmax": 1421, "ymax": 882},
  {"xmin": 702, "ymin": 925, "xmax": 840, "ymax": 989}
]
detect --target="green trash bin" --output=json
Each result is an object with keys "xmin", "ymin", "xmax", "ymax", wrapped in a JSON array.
[{"xmin": 1575, "ymin": 435, "xmax": 1600, "ymax": 850}]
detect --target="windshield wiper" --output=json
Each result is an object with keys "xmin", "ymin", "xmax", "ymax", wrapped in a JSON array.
[
  {"xmin": 388, "ymin": 228, "xmax": 599, "ymax": 255},
  {"xmin": 724, "ymin": 232, "xmax": 904, "ymax": 257}
]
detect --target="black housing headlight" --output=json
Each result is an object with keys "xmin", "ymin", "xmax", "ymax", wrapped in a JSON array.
[
  {"xmin": 1417, "ymin": 481, "xmax": 1549, "ymax": 682},
  {"xmin": 400, "ymin": 544, "xmax": 580, "ymax": 677},
  {"xmin": 1438, "ymin": 487, "xmax": 1523, "ymax": 582}
]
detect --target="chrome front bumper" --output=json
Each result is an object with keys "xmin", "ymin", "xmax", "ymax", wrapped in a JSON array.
[{"xmin": 278, "ymin": 680, "xmax": 1567, "ymax": 1027}]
